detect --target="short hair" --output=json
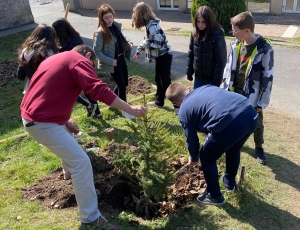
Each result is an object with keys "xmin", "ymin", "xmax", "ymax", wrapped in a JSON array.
[
  {"xmin": 165, "ymin": 82, "xmax": 188, "ymax": 104},
  {"xmin": 231, "ymin": 11, "xmax": 255, "ymax": 33},
  {"xmin": 72, "ymin": 45, "xmax": 97, "ymax": 65}
]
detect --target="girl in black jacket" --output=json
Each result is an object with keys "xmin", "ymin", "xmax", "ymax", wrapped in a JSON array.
[{"xmin": 186, "ymin": 6, "xmax": 227, "ymax": 88}]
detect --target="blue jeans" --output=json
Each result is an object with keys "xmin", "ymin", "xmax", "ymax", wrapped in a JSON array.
[
  {"xmin": 194, "ymin": 78, "xmax": 212, "ymax": 89},
  {"xmin": 200, "ymin": 106, "xmax": 258, "ymax": 198}
]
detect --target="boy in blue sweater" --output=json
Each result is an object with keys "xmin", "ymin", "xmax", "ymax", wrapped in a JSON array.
[{"xmin": 166, "ymin": 83, "xmax": 258, "ymax": 205}]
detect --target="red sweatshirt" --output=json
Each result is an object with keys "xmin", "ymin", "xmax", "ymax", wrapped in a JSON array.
[{"xmin": 21, "ymin": 51, "xmax": 117, "ymax": 125}]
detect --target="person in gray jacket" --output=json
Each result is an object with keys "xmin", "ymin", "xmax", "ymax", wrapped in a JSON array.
[
  {"xmin": 93, "ymin": 4, "xmax": 132, "ymax": 106},
  {"xmin": 221, "ymin": 12, "xmax": 274, "ymax": 165}
]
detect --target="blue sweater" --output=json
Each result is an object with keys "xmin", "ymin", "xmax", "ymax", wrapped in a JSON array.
[{"xmin": 178, "ymin": 85, "xmax": 252, "ymax": 161}]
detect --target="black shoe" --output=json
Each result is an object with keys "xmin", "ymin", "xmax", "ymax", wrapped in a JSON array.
[
  {"xmin": 197, "ymin": 191, "xmax": 226, "ymax": 206},
  {"xmin": 93, "ymin": 112, "xmax": 102, "ymax": 120},
  {"xmin": 222, "ymin": 175, "xmax": 236, "ymax": 193},
  {"xmin": 255, "ymin": 147, "xmax": 267, "ymax": 165},
  {"xmin": 86, "ymin": 103, "xmax": 97, "ymax": 117}
]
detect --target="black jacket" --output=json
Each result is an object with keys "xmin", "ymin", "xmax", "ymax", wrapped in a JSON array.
[{"xmin": 186, "ymin": 29, "xmax": 227, "ymax": 86}]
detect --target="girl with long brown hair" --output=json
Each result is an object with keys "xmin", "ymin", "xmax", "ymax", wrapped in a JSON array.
[
  {"xmin": 17, "ymin": 24, "xmax": 58, "ymax": 94},
  {"xmin": 93, "ymin": 4, "xmax": 133, "ymax": 117},
  {"xmin": 186, "ymin": 6, "xmax": 227, "ymax": 88}
]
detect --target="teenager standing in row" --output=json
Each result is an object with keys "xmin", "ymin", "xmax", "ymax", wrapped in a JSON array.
[
  {"xmin": 186, "ymin": 6, "xmax": 227, "ymax": 89},
  {"xmin": 93, "ymin": 4, "xmax": 132, "ymax": 118}
]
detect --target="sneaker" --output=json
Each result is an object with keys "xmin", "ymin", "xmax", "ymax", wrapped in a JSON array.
[
  {"xmin": 72, "ymin": 132, "xmax": 83, "ymax": 141},
  {"xmin": 197, "ymin": 191, "xmax": 226, "ymax": 206},
  {"xmin": 81, "ymin": 215, "xmax": 109, "ymax": 227},
  {"xmin": 222, "ymin": 175, "xmax": 236, "ymax": 193},
  {"xmin": 86, "ymin": 103, "xmax": 97, "ymax": 117},
  {"xmin": 255, "ymin": 147, "xmax": 267, "ymax": 165},
  {"xmin": 174, "ymin": 107, "xmax": 180, "ymax": 115},
  {"xmin": 147, "ymin": 101, "xmax": 163, "ymax": 107},
  {"xmin": 93, "ymin": 113, "xmax": 102, "ymax": 120}
]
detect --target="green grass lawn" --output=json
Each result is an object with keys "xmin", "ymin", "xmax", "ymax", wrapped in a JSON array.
[{"xmin": 1, "ymin": 30, "xmax": 300, "ymax": 230}]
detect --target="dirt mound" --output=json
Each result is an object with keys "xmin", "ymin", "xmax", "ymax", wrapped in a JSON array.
[
  {"xmin": 126, "ymin": 76, "xmax": 152, "ymax": 95},
  {"xmin": 98, "ymin": 72, "xmax": 152, "ymax": 95},
  {"xmin": 0, "ymin": 60, "xmax": 18, "ymax": 86},
  {"xmin": 21, "ymin": 142, "xmax": 206, "ymax": 219}
]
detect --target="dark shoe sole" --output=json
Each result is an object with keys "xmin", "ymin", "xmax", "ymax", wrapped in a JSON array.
[{"xmin": 197, "ymin": 197, "xmax": 226, "ymax": 206}]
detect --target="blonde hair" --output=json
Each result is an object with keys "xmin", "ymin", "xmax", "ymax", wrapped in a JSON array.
[
  {"xmin": 94, "ymin": 4, "xmax": 115, "ymax": 44},
  {"xmin": 131, "ymin": 2, "xmax": 156, "ymax": 29},
  {"xmin": 231, "ymin": 11, "xmax": 255, "ymax": 33},
  {"xmin": 166, "ymin": 83, "xmax": 188, "ymax": 104}
]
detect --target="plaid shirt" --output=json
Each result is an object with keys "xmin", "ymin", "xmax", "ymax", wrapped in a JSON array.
[{"xmin": 136, "ymin": 19, "xmax": 172, "ymax": 63}]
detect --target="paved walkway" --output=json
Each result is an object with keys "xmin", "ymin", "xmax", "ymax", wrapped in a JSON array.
[{"xmin": 0, "ymin": 1, "xmax": 300, "ymax": 39}]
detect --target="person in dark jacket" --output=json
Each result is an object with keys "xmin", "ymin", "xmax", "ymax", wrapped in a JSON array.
[
  {"xmin": 52, "ymin": 18, "xmax": 100, "ymax": 119},
  {"xmin": 186, "ymin": 6, "xmax": 227, "ymax": 88},
  {"xmin": 166, "ymin": 82, "xmax": 258, "ymax": 206}
]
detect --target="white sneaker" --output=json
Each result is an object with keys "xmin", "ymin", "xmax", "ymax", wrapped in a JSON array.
[{"xmin": 72, "ymin": 132, "xmax": 83, "ymax": 140}]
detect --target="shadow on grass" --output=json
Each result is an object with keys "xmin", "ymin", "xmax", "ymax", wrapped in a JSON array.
[
  {"xmin": 223, "ymin": 184, "xmax": 300, "ymax": 230},
  {"xmin": 242, "ymin": 146, "xmax": 300, "ymax": 191}
]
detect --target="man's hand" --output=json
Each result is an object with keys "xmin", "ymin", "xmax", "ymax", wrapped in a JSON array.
[
  {"xmin": 133, "ymin": 53, "xmax": 140, "ymax": 61},
  {"xmin": 113, "ymin": 59, "xmax": 117, "ymax": 66},
  {"xmin": 130, "ymin": 105, "xmax": 147, "ymax": 117},
  {"xmin": 65, "ymin": 120, "xmax": 79, "ymax": 134}
]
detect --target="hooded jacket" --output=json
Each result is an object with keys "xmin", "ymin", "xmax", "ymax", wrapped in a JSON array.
[
  {"xmin": 186, "ymin": 29, "xmax": 227, "ymax": 86},
  {"xmin": 221, "ymin": 35, "xmax": 274, "ymax": 109}
]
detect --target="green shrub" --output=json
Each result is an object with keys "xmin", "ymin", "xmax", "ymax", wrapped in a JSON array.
[{"xmin": 191, "ymin": 0, "xmax": 246, "ymax": 32}]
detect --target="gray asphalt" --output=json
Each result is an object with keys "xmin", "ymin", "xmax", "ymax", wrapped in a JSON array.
[{"xmin": 2, "ymin": 1, "xmax": 299, "ymax": 118}]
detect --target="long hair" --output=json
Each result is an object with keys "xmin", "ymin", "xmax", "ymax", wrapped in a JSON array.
[
  {"xmin": 193, "ymin": 6, "xmax": 222, "ymax": 40},
  {"xmin": 94, "ymin": 4, "xmax": 115, "ymax": 44},
  {"xmin": 52, "ymin": 17, "xmax": 80, "ymax": 47},
  {"xmin": 131, "ymin": 2, "xmax": 156, "ymax": 29},
  {"xmin": 18, "ymin": 24, "xmax": 58, "ymax": 69}
]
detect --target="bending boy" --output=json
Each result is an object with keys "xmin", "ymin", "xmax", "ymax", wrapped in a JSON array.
[{"xmin": 166, "ymin": 82, "xmax": 257, "ymax": 206}]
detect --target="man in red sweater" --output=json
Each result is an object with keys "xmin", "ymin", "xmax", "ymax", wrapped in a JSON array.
[{"xmin": 21, "ymin": 45, "xmax": 147, "ymax": 227}]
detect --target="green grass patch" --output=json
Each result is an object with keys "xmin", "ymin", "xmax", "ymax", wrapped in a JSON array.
[{"xmin": 0, "ymin": 30, "xmax": 32, "ymax": 60}]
